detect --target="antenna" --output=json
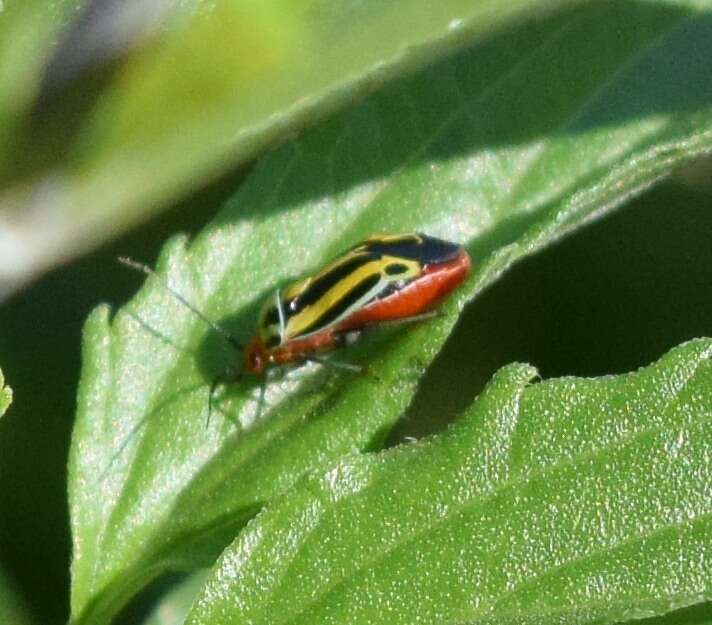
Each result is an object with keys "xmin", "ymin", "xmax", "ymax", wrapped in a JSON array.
[{"xmin": 118, "ymin": 257, "xmax": 243, "ymax": 351}]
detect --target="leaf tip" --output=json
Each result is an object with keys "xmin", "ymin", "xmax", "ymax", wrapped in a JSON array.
[
  {"xmin": 156, "ymin": 232, "xmax": 192, "ymax": 275},
  {"xmin": 492, "ymin": 361, "xmax": 540, "ymax": 390},
  {"xmin": 84, "ymin": 303, "xmax": 112, "ymax": 338},
  {"xmin": 0, "ymin": 369, "xmax": 12, "ymax": 418}
]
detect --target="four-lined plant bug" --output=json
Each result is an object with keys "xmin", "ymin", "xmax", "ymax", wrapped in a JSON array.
[
  {"xmin": 242, "ymin": 233, "xmax": 470, "ymax": 373},
  {"xmin": 121, "ymin": 232, "xmax": 470, "ymax": 420}
]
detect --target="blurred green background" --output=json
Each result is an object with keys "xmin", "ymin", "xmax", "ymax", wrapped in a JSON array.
[
  {"xmin": 0, "ymin": 166, "xmax": 710, "ymax": 624},
  {"xmin": 1, "ymin": 0, "xmax": 712, "ymax": 623}
]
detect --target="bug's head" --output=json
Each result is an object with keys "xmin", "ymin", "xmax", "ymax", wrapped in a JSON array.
[{"xmin": 243, "ymin": 337, "xmax": 267, "ymax": 375}]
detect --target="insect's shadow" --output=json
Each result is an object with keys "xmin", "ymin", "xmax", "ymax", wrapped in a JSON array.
[
  {"xmin": 101, "ymin": 380, "xmax": 207, "ymax": 478},
  {"xmin": 188, "ymin": 277, "xmax": 346, "ymax": 428},
  {"xmin": 190, "ymin": 295, "xmax": 265, "ymax": 423},
  {"xmin": 189, "ymin": 279, "xmax": 401, "ymax": 434}
]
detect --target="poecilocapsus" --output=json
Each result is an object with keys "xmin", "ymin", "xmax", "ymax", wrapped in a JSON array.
[{"xmin": 121, "ymin": 232, "xmax": 470, "ymax": 417}]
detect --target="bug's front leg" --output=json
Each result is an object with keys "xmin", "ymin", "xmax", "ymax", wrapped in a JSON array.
[{"xmin": 253, "ymin": 374, "xmax": 270, "ymax": 421}]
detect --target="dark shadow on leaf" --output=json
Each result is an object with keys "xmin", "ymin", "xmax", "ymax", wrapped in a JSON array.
[
  {"xmin": 391, "ymin": 179, "xmax": 712, "ymax": 442},
  {"xmin": 634, "ymin": 601, "xmax": 712, "ymax": 625},
  {"xmin": 209, "ymin": 1, "xmax": 710, "ymax": 227},
  {"xmin": 113, "ymin": 572, "xmax": 189, "ymax": 625}
]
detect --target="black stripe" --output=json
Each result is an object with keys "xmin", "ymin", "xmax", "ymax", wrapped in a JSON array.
[
  {"xmin": 384, "ymin": 262, "xmax": 410, "ymax": 275},
  {"xmin": 288, "ymin": 253, "xmax": 376, "ymax": 315},
  {"xmin": 299, "ymin": 273, "xmax": 381, "ymax": 336},
  {"xmin": 263, "ymin": 306, "xmax": 280, "ymax": 325},
  {"xmin": 363, "ymin": 233, "xmax": 461, "ymax": 266}
]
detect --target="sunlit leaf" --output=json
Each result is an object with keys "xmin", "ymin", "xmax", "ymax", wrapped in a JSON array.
[
  {"xmin": 0, "ymin": 0, "xmax": 578, "ymax": 297},
  {"xmin": 188, "ymin": 340, "xmax": 712, "ymax": 625},
  {"xmin": 0, "ymin": 368, "xmax": 12, "ymax": 419},
  {"xmin": 68, "ymin": 3, "xmax": 712, "ymax": 624}
]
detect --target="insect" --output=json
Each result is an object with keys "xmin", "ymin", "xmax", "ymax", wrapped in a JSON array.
[
  {"xmin": 121, "ymin": 232, "xmax": 470, "ymax": 418},
  {"xmin": 242, "ymin": 233, "xmax": 470, "ymax": 374}
]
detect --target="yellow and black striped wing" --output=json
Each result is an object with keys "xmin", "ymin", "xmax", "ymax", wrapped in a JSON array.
[{"xmin": 258, "ymin": 233, "xmax": 462, "ymax": 345}]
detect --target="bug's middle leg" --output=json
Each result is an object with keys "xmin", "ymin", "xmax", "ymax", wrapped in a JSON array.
[{"xmin": 302, "ymin": 354, "xmax": 365, "ymax": 373}]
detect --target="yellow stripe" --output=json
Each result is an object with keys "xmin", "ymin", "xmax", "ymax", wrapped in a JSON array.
[
  {"xmin": 359, "ymin": 233, "xmax": 422, "ymax": 246},
  {"xmin": 281, "ymin": 250, "xmax": 369, "ymax": 300},
  {"xmin": 285, "ymin": 255, "xmax": 420, "ymax": 339},
  {"xmin": 281, "ymin": 234, "xmax": 421, "ymax": 301}
]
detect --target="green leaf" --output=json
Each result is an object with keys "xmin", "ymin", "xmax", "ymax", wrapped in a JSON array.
[
  {"xmin": 0, "ymin": 562, "xmax": 34, "ymax": 625},
  {"xmin": 141, "ymin": 571, "xmax": 210, "ymax": 625},
  {"xmin": 0, "ymin": 368, "xmax": 11, "ymax": 419},
  {"xmin": 187, "ymin": 339, "xmax": 712, "ymax": 625},
  {"xmin": 0, "ymin": 0, "xmax": 78, "ymax": 131},
  {"xmin": 632, "ymin": 601, "xmax": 712, "ymax": 625},
  {"xmin": 0, "ymin": 0, "xmax": 577, "ymax": 298},
  {"xmin": 69, "ymin": 3, "xmax": 712, "ymax": 624}
]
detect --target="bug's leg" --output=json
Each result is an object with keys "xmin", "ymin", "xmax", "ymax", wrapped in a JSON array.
[
  {"xmin": 250, "ymin": 366, "xmax": 284, "ymax": 421},
  {"xmin": 206, "ymin": 375, "xmax": 225, "ymax": 429},
  {"xmin": 304, "ymin": 354, "xmax": 383, "ymax": 383},
  {"xmin": 304, "ymin": 355, "xmax": 364, "ymax": 373},
  {"xmin": 254, "ymin": 375, "xmax": 269, "ymax": 421},
  {"xmin": 333, "ymin": 329, "xmax": 363, "ymax": 348},
  {"xmin": 275, "ymin": 290, "xmax": 287, "ymax": 345},
  {"xmin": 206, "ymin": 367, "xmax": 245, "ymax": 429}
]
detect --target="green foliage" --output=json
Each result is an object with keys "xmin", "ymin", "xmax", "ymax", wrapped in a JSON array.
[
  {"xmin": 0, "ymin": 562, "xmax": 35, "ymax": 625},
  {"xmin": 66, "ymin": 2, "xmax": 712, "ymax": 623},
  {"xmin": 0, "ymin": 385, "xmax": 26, "ymax": 623},
  {"xmin": 0, "ymin": 0, "xmax": 576, "ymax": 296},
  {"xmin": 0, "ymin": 1, "xmax": 708, "ymax": 624},
  {"xmin": 187, "ymin": 340, "xmax": 712, "ymax": 625},
  {"xmin": 0, "ymin": 369, "xmax": 10, "ymax": 419},
  {"xmin": 142, "ymin": 572, "xmax": 210, "ymax": 625}
]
